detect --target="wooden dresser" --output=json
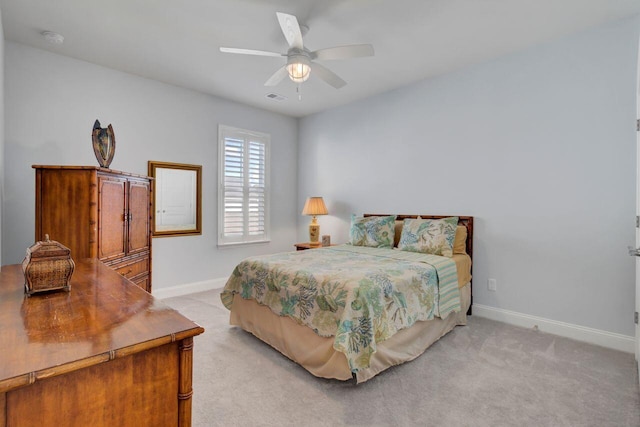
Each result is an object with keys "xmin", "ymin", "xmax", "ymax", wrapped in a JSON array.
[
  {"xmin": 33, "ymin": 165, "xmax": 152, "ymax": 292},
  {"xmin": 0, "ymin": 259, "xmax": 204, "ymax": 427}
]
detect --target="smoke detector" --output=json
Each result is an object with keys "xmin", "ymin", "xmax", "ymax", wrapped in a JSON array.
[{"xmin": 41, "ymin": 31, "xmax": 64, "ymax": 45}]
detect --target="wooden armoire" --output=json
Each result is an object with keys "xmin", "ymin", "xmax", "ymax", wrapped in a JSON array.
[{"xmin": 33, "ymin": 165, "xmax": 153, "ymax": 292}]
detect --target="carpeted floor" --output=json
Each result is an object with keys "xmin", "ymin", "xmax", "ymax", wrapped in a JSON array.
[{"xmin": 163, "ymin": 289, "xmax": 640, "ymax": 427}]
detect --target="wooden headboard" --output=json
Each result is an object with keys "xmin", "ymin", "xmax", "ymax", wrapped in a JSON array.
[{"xmin": 364, "ymin": 214, "xmax": 474, "ymax": 315}]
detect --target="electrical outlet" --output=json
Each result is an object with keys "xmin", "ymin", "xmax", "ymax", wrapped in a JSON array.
[{"xmin": 488, "ymin": 278, "xmax": 497, "ymax": 291}]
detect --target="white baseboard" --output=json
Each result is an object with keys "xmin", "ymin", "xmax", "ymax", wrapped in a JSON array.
[
  {"xmin": 472, "ymin": 303, "xmax": 635, "ymax": 353},
  {"xmin": 152, "ymin": 284, "xmax": 635, "ymax": 353},
  {"xmin": 152, "ymin": 277, "xmax": 227, "ymax": 300}
]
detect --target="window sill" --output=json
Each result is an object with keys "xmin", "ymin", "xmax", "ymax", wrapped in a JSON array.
[{"xmin": 217, "ymin": 239, "xmax": 271, "ymax": 248}]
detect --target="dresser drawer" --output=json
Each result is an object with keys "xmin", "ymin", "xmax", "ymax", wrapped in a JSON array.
[
  {"xmin": 114, "ymin": 257, "xmax": 149, "ymax": 279},
  {"xmin": 131, "ymin": 273, "xmax": 151, "ymax": 293}
]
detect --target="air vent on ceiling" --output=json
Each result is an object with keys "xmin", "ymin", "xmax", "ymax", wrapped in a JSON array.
[{"xmin": 266, "ymin": 93, "xmax": 287, "ymax": 102}]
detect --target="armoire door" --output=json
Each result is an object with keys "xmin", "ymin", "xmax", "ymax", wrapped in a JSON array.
[
  {"xmin": 98, "ymin": 176, "xmax": 127, "ymax": 260},
  {"xmin": 128, "ymin": 180, "xmax": 151, "ymax": 255}
]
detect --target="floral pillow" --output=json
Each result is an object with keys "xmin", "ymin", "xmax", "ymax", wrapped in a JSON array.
[
  {"xmin": 398, "ymin": 216, "xmax": 459, "ymax": 257},
  {"xmin": 349, "ymin": 215, "xmax": 396, "ymax": 248}
]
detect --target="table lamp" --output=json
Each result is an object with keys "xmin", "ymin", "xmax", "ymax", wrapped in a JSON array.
[{"xmin": 302, "ymin": 197, "xmax": 328, "ymax": 247}]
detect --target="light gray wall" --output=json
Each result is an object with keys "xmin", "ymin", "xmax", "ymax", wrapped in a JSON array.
[
  {"xmin": 298, "ymin": 16, "xmax": 640, "ymax": 336},
  {"xmin": 3, "ymin": 42, "xmax": 298, "ymax": 289}
]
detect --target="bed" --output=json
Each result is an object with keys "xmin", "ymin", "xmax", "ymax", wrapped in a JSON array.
[{"xmin": 221, "ymin": 214, "xmax": 473, "ymax": 383}]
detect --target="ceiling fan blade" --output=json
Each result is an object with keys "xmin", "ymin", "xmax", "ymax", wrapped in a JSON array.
[
  {"xmin": 264, "ymin": 66, "xmax": 289, "ymax": 86},
  {"xmin": 220, "ymin": 47, "xmax": 283, "ymax": 58},
  {"xmin": 311, "ymin": 62, "xmax": 346, "ymax": 89},
  {"xmin": 276, "ymin": 12, "xmax": 304, "ymax": 50},
  {"xmin": 311, "ymin": 44, "xmax": 375, "ymax": 61}
]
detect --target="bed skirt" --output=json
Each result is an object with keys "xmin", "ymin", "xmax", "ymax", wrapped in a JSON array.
[{"xmin": 229, "ymin": 283, "xmax": 471, "ymax": 383}]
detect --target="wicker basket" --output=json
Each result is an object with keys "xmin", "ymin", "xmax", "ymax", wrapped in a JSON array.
[{"xmin": 22, "ymin": 234, "xmax": 75, "ymax": 296}]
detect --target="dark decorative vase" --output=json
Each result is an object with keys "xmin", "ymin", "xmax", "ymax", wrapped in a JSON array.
[{"xmin": 91, "ymin": 119, "xmax": 116, "ymax": 168}]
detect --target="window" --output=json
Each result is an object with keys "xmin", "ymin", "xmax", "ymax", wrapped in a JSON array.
[{"xmin": 218, "ymin": 125, "xmax": 270, "ymax": 245}]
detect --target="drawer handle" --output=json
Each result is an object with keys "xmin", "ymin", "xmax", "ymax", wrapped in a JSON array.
[{"xmin": 120, "ymin": 269, "xmax": 133, "ymax": 276}]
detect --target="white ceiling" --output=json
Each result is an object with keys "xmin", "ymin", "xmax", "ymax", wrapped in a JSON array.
[{"xmin": 1, "ymin": 0, "xmax": 639, "ymax": 118}]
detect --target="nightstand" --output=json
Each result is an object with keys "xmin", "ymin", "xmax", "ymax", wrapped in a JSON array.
[{"xmin": 294, "ymin": 243, "xmax": 333, "ymax": 251}]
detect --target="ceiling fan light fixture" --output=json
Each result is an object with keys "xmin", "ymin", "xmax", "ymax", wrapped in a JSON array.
[
  {"xmin": 220, "ymin": 12, "xmax": 374, "ymax": 90},
  {"xmin": 286, "ymin": 56, "xmax": 311, "ymax": 83}
]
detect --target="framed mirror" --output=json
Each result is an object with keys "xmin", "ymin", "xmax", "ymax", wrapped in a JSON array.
[{"xmin": 148, "ymin": 161, "xmax": 202, "ymax": 237}]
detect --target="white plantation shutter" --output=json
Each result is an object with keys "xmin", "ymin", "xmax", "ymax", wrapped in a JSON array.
[{"xmin": 218, "ymin": 126, "xmax": 270, "ymax": 245}]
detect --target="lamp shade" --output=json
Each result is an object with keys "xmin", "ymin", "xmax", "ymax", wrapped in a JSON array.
[{"xmin": 302, "ymin": 197, "xmax": 328, "ymax": 216}]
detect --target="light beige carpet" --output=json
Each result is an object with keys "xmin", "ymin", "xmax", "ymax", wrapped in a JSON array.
[{"xmin": 163, "ymin": 289, "xmax": 640, "ymax": 427}]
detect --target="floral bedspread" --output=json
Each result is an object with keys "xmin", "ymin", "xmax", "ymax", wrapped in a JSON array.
[{"xmin": 221, "ymin": 245, "xmax": 460, "ymax": 372}]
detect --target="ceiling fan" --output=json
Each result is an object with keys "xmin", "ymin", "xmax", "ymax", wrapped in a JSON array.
[{"xmin": 220, "ymin": 12, "xmax": 374, "ymax": 91}]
